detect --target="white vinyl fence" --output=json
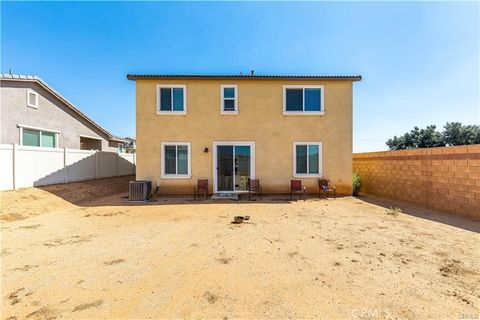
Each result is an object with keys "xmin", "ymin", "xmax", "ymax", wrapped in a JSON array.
[{"xmin": 0, "ymin": 144, "xmax": 136, "ymax": 191}]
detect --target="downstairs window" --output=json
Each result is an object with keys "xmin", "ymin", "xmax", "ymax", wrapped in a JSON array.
[
  {"xmin": 161, "ymin": 142, "xmax": 191, "ymax": 178},
  {"xmin": 293, "ymin": 142, "xmax": 322, "ymax": 177}
]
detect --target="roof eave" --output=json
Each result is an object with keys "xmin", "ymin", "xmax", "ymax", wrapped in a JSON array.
[
  {"xmin": 126, "ymin": 74, "xmax": 362, "ymax": 81},
  {"xmin": 109, "ymin": 137, "xmax": 128, "ymax": 143}
]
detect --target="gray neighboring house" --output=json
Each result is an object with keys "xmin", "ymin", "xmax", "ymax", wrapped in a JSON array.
[{"xmin": 0, "ymin": 74, "xmax": 125, "ymax": 151}]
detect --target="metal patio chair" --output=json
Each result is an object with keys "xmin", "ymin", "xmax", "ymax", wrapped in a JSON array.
[
  {"xmin": 290, "ymin": 180, "xmax": 306, "ymax": 201},
  {"xmin": 247, "ymin": 178, "xmax": 263, "ymax": 200},
  {"xmin": 318, "ymin": 178, "xmax": 336, "ymax": 199},
  {"xmin": 194, "ymin": 179, "xmax": 208, "ymax": 200}
]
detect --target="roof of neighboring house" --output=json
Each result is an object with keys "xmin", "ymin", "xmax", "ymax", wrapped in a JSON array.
[
  {"xmin": 110, "ymin": 136, "xmax": 128, "ymax": 143},
  {"xmin": 126, "ymin": 74, "xmax": 362, "ymax": 81},
  {"xmin": 0, "ymin": 73, "xmax": 126, "ymax": 142}
]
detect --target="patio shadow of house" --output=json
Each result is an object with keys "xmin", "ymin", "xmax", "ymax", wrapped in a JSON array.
[
  {"xmin": 359, "ymin": 194, "xmax": 480, "ymax": 234},
  {"xmin": 39, "ymin": 173, "xmax": 332, "ymax": 208},
  {"xmin": 35, "ymin": 159, "xmax": 331, "ymax": 207},
  {"xmin": 37, "ymin": 178, "xmax": 479, "ymax": 233},
  {"xmin": 64, "ymin": 191, "xmax": 323, "ymax": 208}
]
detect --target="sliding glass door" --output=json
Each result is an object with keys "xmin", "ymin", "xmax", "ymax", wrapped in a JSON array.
[
  {"xmin": 217, "ymin": 146, "xmax": 234, "ymax": 192},
  {"xmin": 234, "ymin": 146, "xmax": 251, "ymax": 191},
  {"xmin": 215, "ymin": 143, "xmax": 253, "ymax": 192}
]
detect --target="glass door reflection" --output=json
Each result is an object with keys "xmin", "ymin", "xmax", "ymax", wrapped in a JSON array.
[{"xmin": 216, "ymin": 144, "xmax": 251, "ymax": 192}]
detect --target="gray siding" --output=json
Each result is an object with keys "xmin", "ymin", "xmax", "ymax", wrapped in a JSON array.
[{"xmin": 0, "ymin": 81, "xmax": 119, "ymax": 151}]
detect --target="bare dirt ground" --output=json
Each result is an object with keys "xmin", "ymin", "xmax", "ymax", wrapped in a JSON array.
[{"xmin": 1, "ymin": 178, "xmax": 479, "ymax": 319}]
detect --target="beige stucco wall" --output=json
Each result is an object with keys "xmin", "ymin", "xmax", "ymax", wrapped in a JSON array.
[{"xmin": 135, "ymin": 79, "xmax": 354, "ymax": 195}]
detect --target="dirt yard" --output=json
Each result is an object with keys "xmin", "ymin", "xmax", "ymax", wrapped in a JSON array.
[{"xmin": 1, "ymin": 178, "xmax": 479, "ymax": 319}]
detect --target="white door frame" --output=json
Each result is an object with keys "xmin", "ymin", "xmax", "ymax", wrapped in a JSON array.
[{"xmin": 213, "ymin": 141, "xmax": 255, "ymax": 193}]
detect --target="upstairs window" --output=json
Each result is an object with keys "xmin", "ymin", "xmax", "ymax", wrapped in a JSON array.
[
  {"xmin": 284, "ymin": 86, "xmax": 324, "ymax": 114},
  {"xmin": 161, "ymin": 142, "xmax": 191, "ymax": 178},
  {"xmin": 221, "ymin": 85, "xmax": 238, "ymax": 114},
  {"xmin": 27, "ymin": 89, "xmax": 38, "ymax": 109},
  {"xmin": 157, "ymin": 85, "xmax": 186, "ymax": 114},
  {"xmin": 293, "ymin": 142, "xmax": 322, "ymax": 177}
]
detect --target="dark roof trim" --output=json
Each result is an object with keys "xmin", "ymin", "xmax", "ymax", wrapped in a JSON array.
[{"xmin": 127, "ymin": 74, "xmax": 362, "ymax": 81}]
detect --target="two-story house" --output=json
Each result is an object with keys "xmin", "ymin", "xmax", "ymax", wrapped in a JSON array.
[
  {"xmin": 1, "ymin": 74, "xmax": 126, "ymax": 151},
  {"xmin": 127, "ymin": 74, "xmax": 361, "ymax": 195}
]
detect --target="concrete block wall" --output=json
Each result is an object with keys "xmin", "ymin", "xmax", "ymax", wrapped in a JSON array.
[{"xmin": 353, "ymin": 145, "xmax": 480, "ymax": 219}]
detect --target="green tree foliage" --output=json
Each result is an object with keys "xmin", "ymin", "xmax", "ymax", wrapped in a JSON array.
[
  {"xmin": 386, "ymin": 125, "xmax": 444, "ymax": 150},
  {"xmin": 386, "ymin": 122, "xmax": 480, "ymax": 150},
  {"xmin": 443, "ymin": 122, "xmax": 480, "ymax": 146}
]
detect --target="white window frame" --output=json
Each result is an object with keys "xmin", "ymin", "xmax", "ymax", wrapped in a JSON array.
[
  {"xmin": 26, "ymin": 89, "xmax": 39, "ymax": 109},
  {"xmin": 292, "ymin": 142, "xmax": 322, "ymax": 178},
  {"xmin": 220, "ymin": 85, "xmax": 239, "ymax": 115},
  {"xmin": 18, "ymin": 124, "xmax": 59, "ymax": 148},
  {"xmin": 156, "ymin": 84, "xmax": 187, "ymax": 115},
  {"xmin": 160, "ymin": 142, "xmax": 192, "ymax": 179},
  {"xmin": 283, "ymin": 85, "xmax": 325, "ymax": 115},
  {"xmin": 212, "ymin": 141, "xmax": 255, "ymax": 193}
]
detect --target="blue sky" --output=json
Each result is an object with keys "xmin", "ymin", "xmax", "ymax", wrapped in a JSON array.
[{"xmin": 2, "ymin": 1, "xmax": 479, "ymax": 152}]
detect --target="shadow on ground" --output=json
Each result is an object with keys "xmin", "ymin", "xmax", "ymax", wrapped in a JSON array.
[
  {"xmin": 16, "ymin": 177, "xmax": 480, "ymax": 234},
  {"xmin": 80, "ymin": 192, "xmax": 333, "ymax": 207},
  {"xmin": 360, "ymin": 194, "xmax": 480, "ymax": 233},
  {"xmin": 37, "ymin": 175, "xmax": 332, "ymax": 207},
  {"xmin": 38, "ymin": 175, "xmax": 134, "ymax": 205}
]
